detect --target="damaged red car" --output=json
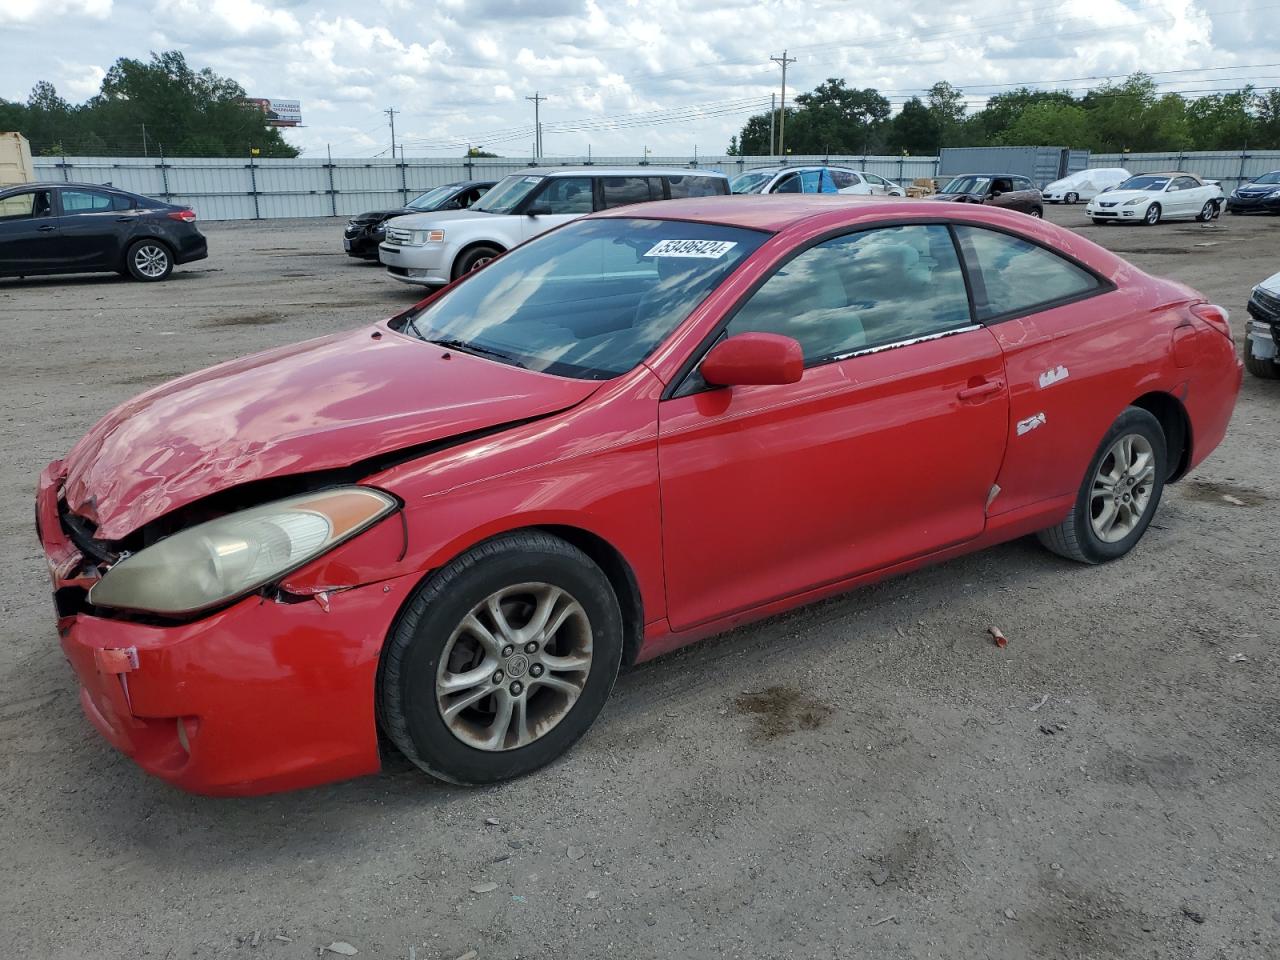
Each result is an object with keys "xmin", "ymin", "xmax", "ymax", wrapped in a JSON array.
[{"xmin": 36, "ymin": 196, "xmax": 1242, "ymax": 795}]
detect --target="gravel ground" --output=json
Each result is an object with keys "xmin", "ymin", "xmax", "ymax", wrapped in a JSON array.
[{"xmin": 1, "ymin": 205, "xmax": 1277, "ymax": 960}]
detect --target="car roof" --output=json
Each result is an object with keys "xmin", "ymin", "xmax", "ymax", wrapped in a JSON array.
[
  {"xmin": 588, "ymin": 194, "xmax": 915, "ymax": 231},
  {"xmin": 503, "ymin": 167, "xmax": 727, "ymax": 179},
  {"xmin": 3, "ymin": 180, "xmax": 136, "ymax": 192}
]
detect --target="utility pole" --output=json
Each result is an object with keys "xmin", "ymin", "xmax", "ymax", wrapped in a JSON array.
[
  {"xmin": 769, "ymin": 92, "xmax": 776, "ymax": 157},
  {"xmin": 384, "ymin": 107, "xmax": 399, "ymax": 157},
  {"xmin": 770, "ymin": 50, "xmax": 797, "ymax": 157},
  {"xmin": 141, "ymin": 123, "xmax": 149, "ymax": 158},
  {"xmin": 525, "ymin": 91, "xmax": 546, "ymax": 159}
]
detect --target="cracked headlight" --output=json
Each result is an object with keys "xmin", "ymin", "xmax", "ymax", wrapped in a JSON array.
[{"xmin": 89, "ymin": 487, "xmax": 398, "ymax": 616}]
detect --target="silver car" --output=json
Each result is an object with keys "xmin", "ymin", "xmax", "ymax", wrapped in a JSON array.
[{"xmin": 379, "ymin": 168, "xmax": 729, "ymax": 286}]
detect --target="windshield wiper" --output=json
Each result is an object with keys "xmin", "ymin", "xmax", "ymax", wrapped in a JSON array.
[{"xmin": 428, "ymin": 337, "xmax": 526, "ymax": 368}]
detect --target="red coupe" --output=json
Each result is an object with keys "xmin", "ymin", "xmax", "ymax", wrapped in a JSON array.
[{"xmin": 36, "ymin": 196, "xmax": 1241, "ymax": 794}]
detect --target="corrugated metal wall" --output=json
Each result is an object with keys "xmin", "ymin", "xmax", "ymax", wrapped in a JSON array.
[
  {"xmin": 29, "ymin": 154, "xmax": 943, "ymax": 221},
  {"xmin": 1089, "ymin": 151, "xmax": 1280, "ymax": 190},
  {"xmin": 939, "ymin": 146, "xmax": 1075, "ymax": 186}
]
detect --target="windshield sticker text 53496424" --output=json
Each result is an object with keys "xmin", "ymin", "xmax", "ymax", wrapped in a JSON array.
[{"xmin": 644, "ymin": 239, "xmax": 738, "ymax": 259}]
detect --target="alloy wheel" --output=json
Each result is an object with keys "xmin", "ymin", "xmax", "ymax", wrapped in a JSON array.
[
  {"xmin": 133, "ymin": 244, "xmax": 169, "ymax": 278},
  {"xmin": 435, "ymin": 582, "xmax": 593, "ymax": 751},
  {"xmin": 1089, "ymin": 434, "xmax": 1156, "ymax": 543},
  {"xmin": 1144, "ymin": 205, "xmax": 1161, "ymax": 225}
]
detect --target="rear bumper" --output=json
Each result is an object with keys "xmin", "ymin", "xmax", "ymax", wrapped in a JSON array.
[
  {"xmin": 174, "ymin": 232, "xmax": 208, "ymax": 264},
  {"xmin": 36, "ymin": 464, "xmax": 418, "ymax": 796}
]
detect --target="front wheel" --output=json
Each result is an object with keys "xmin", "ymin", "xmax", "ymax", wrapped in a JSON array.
[
  {"xmin": 1037, "ymin": 407, "xmax": 1167, "ymax": 564},
  {"xmin": 1065, "ymin": 192, "xmax": 1079, "ymax": 204},
  {"xmin": 125, "ymin": 239, "xmax": 173, "ymax": 281},
  {"xmin": 1143, "ymin": 203, "xmax": 1162, "ymax": 226},
  {"xmin": 1091, "ymin": 217, "xmax": 1108, "ymax": 225},
  {"xmin": 378, "ymin": 531, "xmax": 624, "ymax": 784},
  {"xmin": 452, "ymin": 244, "xmax": 503, "ymax": 280},
  {"xmin": 1244, "ymin": 341, "xmax": 1280, "ymax": 379}
]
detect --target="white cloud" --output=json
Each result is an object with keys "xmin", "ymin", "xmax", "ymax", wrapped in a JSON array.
[{"xmin": 0, "ymin": 0, "xmax": 111, "ymax": 26}]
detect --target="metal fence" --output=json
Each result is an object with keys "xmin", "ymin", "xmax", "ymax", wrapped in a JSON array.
[
  {"xmin": 29, "ymin": 153, "xmax": 943, "ymax": 221},
  {"xmin": 1089, "ymin": 150, "xmax": 1280, "ymax": 191}
]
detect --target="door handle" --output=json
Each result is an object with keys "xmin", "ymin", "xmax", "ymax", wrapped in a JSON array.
[
  {"xmin": 37, "ymin": 224, "xmax": 55, "ymax": 232},
  {"xmin": 957, "ymin": 379, "xmax": 1004, "ymax": 401},
  {"xmin": 115, "ymin": 216, "xmax": 134, "ymax": 222}
]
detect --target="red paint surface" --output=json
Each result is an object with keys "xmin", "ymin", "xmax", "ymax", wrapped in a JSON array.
[{"xmin": 37, "ymin": 198, "xmax": 1242, "ymax": 794}]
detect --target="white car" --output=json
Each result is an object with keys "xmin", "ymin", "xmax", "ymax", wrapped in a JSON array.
[
  {"xmin": 379, "ymin": 167, "xmax": 729, "ymax": 286},
  {"xmin": 728, "ymin": 165, "xmax": 903, "ymax": 196},
  {"xmin": 1042, "ymin": 167, "xmax": 1130, "ymax": 204},
  {"xmin": 1085, "ymin": 172, "xmax": 1223, "ymax": 226},
  {"xmin": 1245, "ymin": 270, "xmax": 1280, "ymax": 379}
]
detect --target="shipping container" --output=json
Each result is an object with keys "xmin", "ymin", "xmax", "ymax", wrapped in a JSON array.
[
  {"xmin": 939, "ymin": 146, "xmax": 1086, "ymax": 187},
  {"xmin": 0, "ymin": 132, "xmax": 35, "ymax": 187}
]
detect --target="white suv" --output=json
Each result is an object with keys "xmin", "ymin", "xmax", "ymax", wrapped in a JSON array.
[{"xmin": 379, "ymin": 167, "xmax": 729, "ymax": 286}]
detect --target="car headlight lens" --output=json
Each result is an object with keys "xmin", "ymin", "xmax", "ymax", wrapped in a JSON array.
[
  {"xmin": 89, "ymin": 487, "xmax": 398, "ymax": 616},
  {"xmin": 1269, "ymin": 189, "xmax": 1280, "ymax": 199},
  {"xmin": 1123, "ymin": 197, "xmax": 1147, "ymax": 206},
  {"xmin": 410, "ymin": 229, "xmax": 446, "ymax": 244}
]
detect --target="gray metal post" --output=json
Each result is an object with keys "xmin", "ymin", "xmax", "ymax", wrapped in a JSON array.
[
  {"xmin": 399, "ymin": 146, "xmax": 408, "ymax": 205},
  {"xmin": 326, "ymin": 144, "xmax": 337, "ymax": 216},
  {"xmin": 248, "ymin": 155, "xmax": 260, "ymax": 220},
  {"xmin": 158, "ymin": 144, "xmax": 170, "ymax": 200}
]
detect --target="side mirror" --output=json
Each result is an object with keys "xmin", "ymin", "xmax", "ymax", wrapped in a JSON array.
[
  {"xmin": 526, "ymin": 204, "xmax": 552, "ymax": 216},
  {"xmin": 701, "ymin": 333, "xmax": 803, "ymax": 387}
]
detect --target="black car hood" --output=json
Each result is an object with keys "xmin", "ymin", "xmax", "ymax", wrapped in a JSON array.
[{"xmin": 352, "ymin": 208, "xmax": 416, "ymax": 222}]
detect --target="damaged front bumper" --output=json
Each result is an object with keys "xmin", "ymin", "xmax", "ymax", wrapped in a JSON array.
[{"xmin": 36, "ymin": 462, "xmax": 419, "ymax": 796}]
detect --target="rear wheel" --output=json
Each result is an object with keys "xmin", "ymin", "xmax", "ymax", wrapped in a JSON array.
[
  {"xmin": 1028, "ymin": 207, "xmax": 1043, "ymax": 218},
  {"xmin": 1037, "ymin": 407, "xmax": 1167, "ymax": 564},
  {"xmin": 452, "ymin": 244, "xmax": 503, "ymax": 280},
  {"xmin": 1196, "ymin": 200, "xmax": 1216, "ymax": 222},
  {"xmin": 125, "ymin": 239, "xmax": 173, "ymax": 281},
  {"xmin": 1143, "ymin": 203, "xmax": 1162, "ymax": 226},
  {"xmin": 1244, "ymin": 340, "xmax": 1280, "ymax": 379},
  {"xmin": 378, "ymin": 531, "xmax": 624, "ymax": 784},
  {"xmin": 1065, "ymin": 192, "xmax": 1079, "ymax": 204}
]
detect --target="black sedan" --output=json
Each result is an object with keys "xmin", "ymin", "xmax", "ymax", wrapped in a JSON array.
[
  {"xmin": 1226, "ymin": 171, "xmax": 1280, "ymax": 214},
  {"xmin": 343, "ymin": 179, "xmax": 495, "ymax": 258},
  {"xmin": 0, "ymin": 182, "xmax": 207, "ymax": 282}
]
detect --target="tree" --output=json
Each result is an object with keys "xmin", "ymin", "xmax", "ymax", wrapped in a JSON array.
[
  {"xmin": 887, "ymin": 98, "xmax": 940, "ymax": 154},
  {"xmin": 465, "ymin": 146, "xmax": 499, "ymax": 157},
  {"xmin": 1256, "ymin": 89, "xmax": 1280, "ymax": 148},
  {"xmin": 1185, "ymin": 88, "xmax": 1256, "ymax": 149},
  {"xmin": 997, "ymin": 102, "xmax": 1092, "ymax": 146},
  {"xmin": 787, "ymin": 78, "xmax": 891, "ymax": 153},
  {"xmin": 1082, "ymin": 74, "xmax": 1186, "ymax": 151},
  {"xmin": 927, "ymin": 81, "xmax": 966, "ymax": 146},
  {"xmin": 965, "ymin": 87, "xmax": 1078, "ymax": 144}
]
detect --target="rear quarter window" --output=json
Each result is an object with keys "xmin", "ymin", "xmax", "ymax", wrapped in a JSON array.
[
  {"xmin": 666, "ymin": 175, "xmax": 728, "ymax": 198},
  {"xmin": 955, "ymin": 225, "xmax": 1102, "ymax": 322}
]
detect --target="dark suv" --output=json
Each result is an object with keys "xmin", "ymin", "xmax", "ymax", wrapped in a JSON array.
[
  {"xmin": 927, "ymin": 174, "xmax": 1044, "ymax": 217},
  {"xmin": 344, "ymin": 180, "xmax": 495, "ymax": 259},
  {"xmin": 0, "ymin": 182, "xmax": 207, "ymax": 282}
]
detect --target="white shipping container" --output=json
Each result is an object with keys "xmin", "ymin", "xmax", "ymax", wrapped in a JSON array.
[{"xmin": 0, "ymin": 132, "xmax": 35, "ymax": 186}]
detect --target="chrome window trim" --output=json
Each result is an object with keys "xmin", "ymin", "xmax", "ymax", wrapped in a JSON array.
[{"xmin": 824, "ymin": 323, "xmax": 982, "ymax": 364}]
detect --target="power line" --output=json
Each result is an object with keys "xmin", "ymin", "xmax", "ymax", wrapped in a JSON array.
[{"xmin": 524, "ymin": 91, "xmax": 546, "ymax": 159}]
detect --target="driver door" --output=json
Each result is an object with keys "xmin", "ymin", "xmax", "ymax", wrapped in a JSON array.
[
  {"xmin": 657, "ymin": 224, "xmax": 1010, "ymax": 630},
  {"xmin": 520, "ymin": 176, "xmax": 594, "ymax": 240}
]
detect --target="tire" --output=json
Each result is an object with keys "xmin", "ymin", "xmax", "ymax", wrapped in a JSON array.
[
  {"xmin": 1143, "ymin": 203, "xmax": 1161, "ymax": 226},
  {"xmin": 1091, "ymin": 217, "xmax": 1108, "ymax": 225},
  {"xmin": 452, "ymin": 244, "xmax": 503, "ymax": 280},
  {"xmin": 1196, "ymin": 201, "xmax": 1215, "ymax": 222},
  {"xmin": 1244, "ymin": 341, "xmax": 1280, "ymax": 379},
  {"xmin": 125, "ymin": 239, "xmax": 173, "ymax": 281},
  {"xmin": 1036, "ymin": 407, "xmax": 1167, "ymax": 564},
  {"xmin": 1027, "ymin": 207, "xmax": 1043, "ymax": 218},
  {"xmin": 378, "ymin": 531, "xmax": 624, "ymax": 785},
  {"xmin": 1065, "ymin": 192, "xmax": 1079, "ymax": 204}
]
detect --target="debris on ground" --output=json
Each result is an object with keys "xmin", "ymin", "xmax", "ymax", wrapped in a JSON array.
[
  {"xmin": 325, "ymin": 943, "xmax": 358, "ymax": 956},
  {"xmin": 868, "ymin": 865, "xmax": 890, "ymax": 887},
  {"xmin": 1229, "ymin": 653, "xmax": 1248, "ymax": 663},
  {"xmin": 1182, "ymin": 906, "xmax": 1206, "ymax": 924},
  {"xmin": 989, "ymin": 626, "xmax": 1008, "ymax": 648},
  {"xmin": 868, "ymin": 915, "xmax": 896, "ymax": 926},
  {"xmin": 586, "ymin": 890, "xmax": 600, "ymax": 900},
  {"xmin": 567, "ymin": 845, "xmax": 586, "ymax": 861},
  {"xmin": 469, "ymin": 881, "xmax": 499, "ymax": 894},
  {"xmin": 275, "ymin": 935, "xmax": 293, "ymax": 943},
  {"xmin": 484, "ymin": 817, "xmax": 500, "ymax": 826},
  {"xmin": 1039, "ymin": 725, "xmax": 1057, "ymax": 735},
  {"xmin": 453, "ymin": 952, "xmax": 478, "ymax": 960},
  {"xmin": 1004, "ymin": 908, "xmax": 1017, "ymax": 920},
  {"xmin": 1029, "ymin": 694, "xmax": 1049, "ymax": 712}
]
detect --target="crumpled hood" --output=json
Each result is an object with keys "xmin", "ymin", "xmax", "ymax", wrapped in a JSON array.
[
  {"xmin": 1258, "ymin": 270, "xmax": 1280, "ymax": 296},
  {"xmin": 61, "ymin": 326, "xmax": 600, "ymax": 539}
]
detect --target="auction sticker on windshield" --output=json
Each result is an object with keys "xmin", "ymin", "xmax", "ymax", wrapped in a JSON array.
[{"xmin": 645, "ymin": 239, "xmax": 738, "ymax": 258}]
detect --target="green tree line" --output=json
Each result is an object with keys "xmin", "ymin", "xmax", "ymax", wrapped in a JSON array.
[
  {"xmin": 0, "ymin": 50, "xmax": 299, "ymax": 158},
  {"xmin": 729, "ymin": 74, "xmax": 1280, "ymax": 156}
]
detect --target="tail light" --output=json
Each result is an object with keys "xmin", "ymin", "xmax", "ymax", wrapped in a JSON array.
[
  {"xmin": 1190, "ymin": 303, "xmax": 1232, "ymax": 340},
  {"xmin": 167, "ymin": 209, "xmax": 197, "ymax": 223}
]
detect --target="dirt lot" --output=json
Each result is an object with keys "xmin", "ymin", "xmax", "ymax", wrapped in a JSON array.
[{"xmin": 1, "ymin": 206, "xmax": 1277, "ymax": 960}]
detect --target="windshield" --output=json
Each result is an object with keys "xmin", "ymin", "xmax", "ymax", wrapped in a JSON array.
[
  {"xmin": 399, "ymin": 218, "xmax": 768, "ymax": 379},
  {"xmin": 729, "ymin": 171, "xmax": 776, "ymax": 194},
  {"xmin": 1250, "ymin": 171, "xmax": 1280, "ymax": 185},
  {"xmin": 472, "ymin": 175, "xmax": 543, "ymax": 213},
  {"xmin": 941, "ymin": 176, "xmax": 990, "ymax": 195},
  {"xmin": 406, "ymin": 184, "xmax": 462, "ymax": 210},
  {"xmin": 1118, "ymin": 176, "xmax": 1170, "ymax": 191}
]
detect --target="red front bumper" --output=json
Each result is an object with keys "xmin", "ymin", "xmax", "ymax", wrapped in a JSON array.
[{"xmin": 37, "ymin": 463, "xmax": 419, "ymax": 796}]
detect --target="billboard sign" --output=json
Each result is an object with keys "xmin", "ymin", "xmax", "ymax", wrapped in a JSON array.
[{"xmin": 245, "ymin": 98, "xmax": 302, "ymax": 127}]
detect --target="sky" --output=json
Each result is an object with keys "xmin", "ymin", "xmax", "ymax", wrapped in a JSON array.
[{"xmin": 1, "ymin": 0, "xmax": 1279, "ymax": 159}]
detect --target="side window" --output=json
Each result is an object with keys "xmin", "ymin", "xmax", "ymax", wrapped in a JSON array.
[
  {"xmin": 61, "ymin": 189, "xmax": 115, "ymax": 213},
  {"xmin": 991, "ymin": 178, "xmax": 1013, "ymax": 194},
  {"xmin": 534, "ymin": 177, "xmax": 594, "ymax": 214},
  {"xmin": 955, "ymin": 226, "xmax": 1101, "ymax": 322},
  {"xmin": 600, "ymin": 176, "xmax": 655, "ymax": 209},
  {"xmin": 0, "ymin": 190, "xmax": 52, "ymax": 220},
  {"xmin": 773, "ymin": 172, "xmax": 802, "ymax": 193},
  {"xmin": 864, "ymin": 173, "xmax": 887, "ymax": 186},
  {"xmin": 725, "ymin": 224, "xmax": 972, "ymax": 364},
  {"xmin": 666, "ymin": 175, "xmax": 724, "ymax": 198},
  {"xmin": 828, "ymin": 170, "xmax": 858, "ymax": 190},
  {"xmin": 1012, "ymin": 177, "xmax": 1032, "ymax": 191},
  {"xmin": 110, "ymin": 194, "xmax": 135, "ymax": 211},
  {"xmin": 799, "ymin": 170, "xmax": 822, "ymax": 193},
  {"xmin": 1174, "ymin": 176, "xmax": 1198, "ymax": 191}
]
